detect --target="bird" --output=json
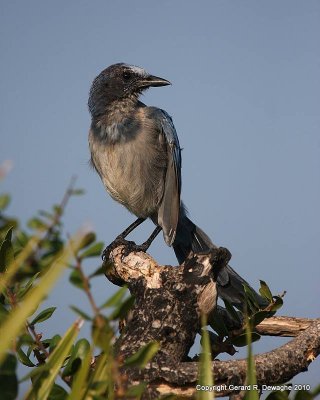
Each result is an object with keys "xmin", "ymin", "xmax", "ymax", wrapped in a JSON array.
[{"xmin": 88, "ymin": 63, "xmax": 267, "ymax": 309}]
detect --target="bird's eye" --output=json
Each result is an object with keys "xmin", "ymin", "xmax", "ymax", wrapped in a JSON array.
[{"xmin": 123, "ymin": 70, "xmax": 132, "ymax": 80}]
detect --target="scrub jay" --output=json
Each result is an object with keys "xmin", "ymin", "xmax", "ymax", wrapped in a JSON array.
[{"xmin": 88, "ymin": 63, "xmax": 266, "ymax": 308}]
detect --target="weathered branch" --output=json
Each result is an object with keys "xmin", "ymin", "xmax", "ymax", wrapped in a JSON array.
[
  {"xmin": 255, "ymin": 316, "xmax": 314, "ymax": 337},
  {"xmin": 214, "ymin": 307, "xmax": 314, "ymax": 337},
  {"xmin": 128, "ymin": 319, "xmax": 320, "ymax": 398},
  {"xmin": 103, "ymin": 245, "xmax": 320, "ymax": 399}
]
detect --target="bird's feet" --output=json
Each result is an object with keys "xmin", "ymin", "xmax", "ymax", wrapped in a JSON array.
[
  {"xmin": 102, "ymin": 236, "xmax": 151, "ymax": 261},
  {"xmin": 102, "ymin": 236, "xmax": 134, "ymax": 261}
]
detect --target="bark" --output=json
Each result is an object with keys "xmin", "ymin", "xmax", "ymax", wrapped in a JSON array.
[{"xmin": 106, "ymin": 245, "xmax": 230, "ymax": 364}]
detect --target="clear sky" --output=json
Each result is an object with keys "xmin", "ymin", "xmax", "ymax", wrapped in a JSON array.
[{"xmin": 1, "ymin": 0, "xmax": 319, "ymax": 396}]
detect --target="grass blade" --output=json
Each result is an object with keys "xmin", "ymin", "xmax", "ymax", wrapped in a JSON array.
[{"xmin": 197, "ymin": 313, "xmax": 214, "ymax": 400}]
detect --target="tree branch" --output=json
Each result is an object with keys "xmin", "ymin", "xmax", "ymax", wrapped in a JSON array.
[{"xmin": 103, "ymin": 245, "xmax": 320, "ymax": 399}]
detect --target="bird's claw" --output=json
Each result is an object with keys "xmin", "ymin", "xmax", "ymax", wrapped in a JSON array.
[
  {"xmin": 102, "ymin": 236, "xmax": 150, "ymax": 261},
  {"xmin": 102, "ymin": 236, "xmax": 134, "ymax": 261}
]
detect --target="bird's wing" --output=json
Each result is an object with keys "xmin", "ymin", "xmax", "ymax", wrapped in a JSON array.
[{"xmin": 156, "ymin": 109, "xmax": 182, "ymax": 246}]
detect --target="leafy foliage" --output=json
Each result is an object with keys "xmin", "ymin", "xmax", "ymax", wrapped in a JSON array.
[{"xmin": 209, "ymin": 279, "xmax": 286, "ymax": 353}]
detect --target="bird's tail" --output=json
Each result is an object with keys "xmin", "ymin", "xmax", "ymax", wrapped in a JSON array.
[{"xmin": 173, "ymin": 211, "xmax": 268, "ymax": 310}]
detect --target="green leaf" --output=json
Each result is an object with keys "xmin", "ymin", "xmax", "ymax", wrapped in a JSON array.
[
  {"xmin": 311, "ymin": 384, "xmax": 320, "ymax": 397},
  {"xmin": 70, "ymin": 189, "xmax": 85, "ymax": 196},
  {"xmin": 26, "ymin": 343, "xmax": 35, "ymax": 359},
  {"xmin": 15, "ymin": 230, "xmax": 29, "ymax": 247},
  {"xmin": 67, "ymin": 345, "xmax": 92, "ymax": 400},
  {"xmin": 223, "ymin": 299, "xmax": 242, "ymax": 325},
  {"xmin": 231, "ymin": 332, "xmax": 261, "ymax": 347},
  {"xmin": 243, "ymin": 284, "xmax": 260, "ymax": 313},
  {"xmin": 270, "ymin": 296, "xmax": 283, "ymax": 312},
  {"xmin": 69, "ymin": 269, "xmax": 85, "ymax": 290},
  {"xmin": 0, "ymin": 239, "xmax": 14, "ymax": 272},
  {"xmin": 125, "ymin": 341, "xmax": 159, "ymax": 368},
  {"xmin": 49, "ymin": 335, "xmax": 62, "ymax": 353},
  {"xmin": 38, "ymin": 210, "xmax": 54, "ymax": 220},
  {"xmin": 79, "ymin": 242, "xmax": 104, "ymax": 259},
  {"xmin": 20, "ymin": 362, "xmax": 48, "ymax": 383},
  {"xmin": 48, "ymin": 384, "xmax": 68, "ymax": 400},
  {"xmin": 17, "ymin": 272, "xmax": 41, "ymax": 299},
  {"xmin": 0, "ymin": 304, "xmax": 9, "ymax": 323},
  {"xmin": 89, "ymin": 265, "xmax": 104, "ymax": 278},
  {"xmin": 265, "ymin": 390, "xmax": 290, "ymax": 399},
  {"xmin": 62, "ymin": 338, "xmax": 90, "ymax": 377},
  {"xmin": 209, "ymin": 311, "xmax": 229, "ymax": 337},
  {"xmin": 92, "ymin": 315, "xmax": 114, "ymax": 351},
  {"xmin": 259, "ymin": 280, "xmax": 273, "ymax": 302},
  {"xmin": 78, "ymin": 232, "xmax": 96, "ymax": 250},
  {"xmin": 17, "ymin": 348, "xmax": 35, "ymax": 367},
  {"xmin": 88, "ymin": 352, "xmax": 110, "ymax": 397},
  {"xmin": 91, "ymin": 380, "xmax": 109, "ymax": 390},
  {"xmin": 0, "ymin": 353, "xmax": 18, "ymax": 400},
  {"xmin": 30, "ymin": 307, "xmax": 56, "ymax": 325},
  {"xmin": 125, "ymin": 382, "xmax": 147, "ymax": 398},
  {"xmin": 294, "ymin": 391, "xmax": 313, "ymax": 400},
  {"xmin": 100, "ymin": 286, "xmax": 128, "ymax": 309},
  {"xmin": 250, "ymin": 310, "xmax": 271, "ymax": 327},
  {"xmin": 70, "ymin": 305, "xmax": 92, "ymax": 321},
  {"xmin": 52, "ymin": 205, "xmax": 62, "ymax": 216},
  {"xmin": 0, "ymin": 219, "xmax": 18, "ymax": 236},
  {"xmin": 42, "ymin": 335, "xmax": 61, "ymax": 353},
  {"xmin": 4, "ymin": 228, "xmax": 13, "ymax": 242},
  {"xmin": 0, "ymin": 228, "xmax": 14, "ymax": 273},
  {"xmin": 109, "ymin": 295, "xmax": 135, "ymax": 320},
  {"xmin": 17, "ymin": 334, "xmax": 34, "ymax": 347},
  {"xmin": 27, "ymin": 217, "xmax": 48, "ymax": 231},
  {"xmin": 0, "ymin": 194, "xmax": 10, "ymax": 211}
]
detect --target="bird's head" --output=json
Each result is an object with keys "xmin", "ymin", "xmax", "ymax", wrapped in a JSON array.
[{"xmin": 88, "ymin": 63, "xmax": 170, "ymax": 118}]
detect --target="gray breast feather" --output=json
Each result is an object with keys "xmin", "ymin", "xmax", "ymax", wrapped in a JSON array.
[{"xmin": 88, "ymin": 115, "xmax": 167, "ymax": 218}]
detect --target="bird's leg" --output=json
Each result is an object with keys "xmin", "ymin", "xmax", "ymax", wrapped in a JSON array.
[
  {"xmin": 117, "ymin": 217, "xmax": 146, "ymax": 239},
  {"xmin": 102, "ymin": 220, "xmax": 162, "ymax": 261},
  {"xmin": 134, "ymin": 225, "xmax": 162, "ymax": 252},
  {"xmin": 102, "ymin": 217, "xmax": 146, "ymax": 260},
  {"xmin": 117, "ymin": 225, "xmax": 162, "ymax": 260}
]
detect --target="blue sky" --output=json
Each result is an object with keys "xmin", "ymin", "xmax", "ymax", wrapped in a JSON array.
[{"xmin": 1, "ymin": 0, "xmax": 319, "ymax": 395}]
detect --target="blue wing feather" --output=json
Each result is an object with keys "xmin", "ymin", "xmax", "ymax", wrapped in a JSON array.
[
  {"xmin": 150, "ymin": 108, "xmax": 182, "ymax": 245},
  {"xmin": 158, "ymin": 109, "xmax": 182, "ymax": 197}
]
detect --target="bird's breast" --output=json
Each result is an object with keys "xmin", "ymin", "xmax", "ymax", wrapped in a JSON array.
[{"xmin": 89, "ymin": 120, "xmax": 167, "ymax": 218}]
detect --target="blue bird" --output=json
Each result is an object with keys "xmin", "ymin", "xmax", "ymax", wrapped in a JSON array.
[{"xmin": 88, "ymin": 63, "xmax": 266, "ymax": 309}]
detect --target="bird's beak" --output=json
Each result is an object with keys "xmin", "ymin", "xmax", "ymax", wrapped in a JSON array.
[{"xmin": 140, "ymin": 75, "xmax": 171, "ymax": 88}]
